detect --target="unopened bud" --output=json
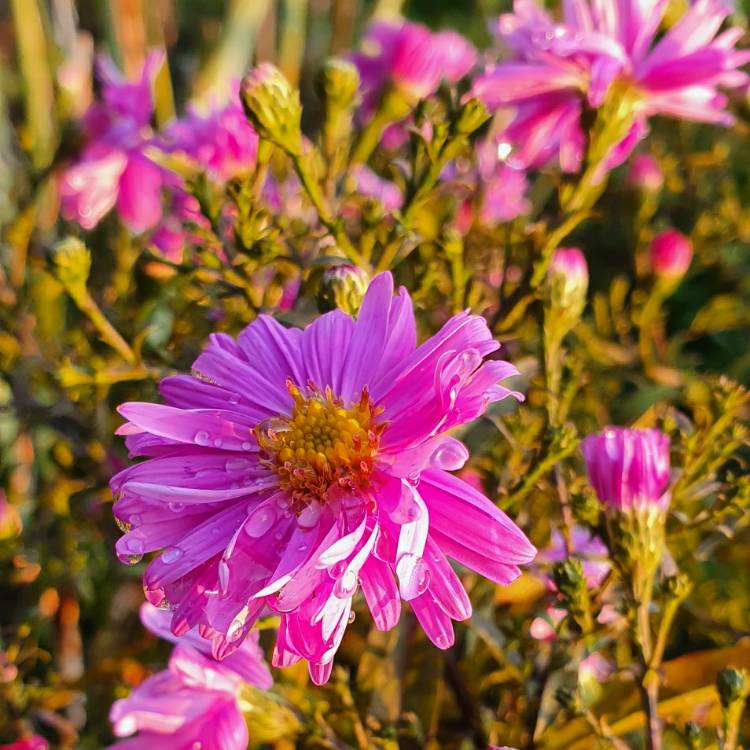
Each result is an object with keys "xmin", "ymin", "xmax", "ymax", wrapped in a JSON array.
[
  {"xmin": 317, "ymin": 264, "xmax": 369, "ymax": 317},
  {"xmin": 649, "ymin": 229, "xmax": 692, "ymax": 282},
  {"xmin": 718, "ymin": 667, "xmax": 748, "ymax": 709},
  {"xmin": 628, "ymin": 154, "xmax": 663, "ymax": 193},
  {"xmin": 552, "ymin": 558, "xmax": 593, "ymax": 633},
  {"xmin": 240, "ymin": 63, "xmax": 302, "ymax": 156},
  {"xmin": 52, "ymin": 237, "xmax": 91, "ymax": 301},
  {"xmin": 547, "ymin": 248, "xmax": 588, "ymax": 320},
  {"xmin": 665, "ymin": 572, "xmax": 692, "ymax": 601},
  {"xmin": 316, "ymin": 58, "xmax": 360, "ymax": 111},
  {"xmin": 455, "ymin": 97, "xmax": 491, "ymax": 136}
]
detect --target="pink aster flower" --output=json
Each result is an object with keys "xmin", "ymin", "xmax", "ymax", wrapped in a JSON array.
[
  {"xmin": 161, "ymin": 93, "xmax": 258, "ymax": 182},
  {"xmin": 107, "ymin": 603, "xmax": 270, "ymax": 750},
  {"xmin": 60, "ymin": 51, "xmax": 167, "ymax": 233},
  {"xmin": 538, "ymin": 527, "xmax": 609, "ymax": 590},
  {"xmin": 581, "ymin": 427, "xmax": 671, "ymax": 512},
  {"xmin": 0, "ymin": 738, "xmax": 48, "ymax": 750},
  {"xmin": 349, "ymin": 165, "xmax": 404, "ymax": 213},
  {"xmin": 353, "ymin": 20, "xmax": 477, "ymax": 114},
  {"xmin": 472, "ymin": 0, "xmax": 750, "ymax": 172},
  {"xmin": 108, "ymin": 646, "xmax": 249, "ymax": 750},
  {"xmin": 111, "ymin": 272, "xmax": 535, "ymax": 684}
]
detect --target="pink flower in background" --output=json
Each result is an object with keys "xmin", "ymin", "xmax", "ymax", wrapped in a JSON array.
[
  {"xmin": 349, "ymin": 165, "xmax": 404, "ymax": 212},
  {"xmin": 107, "ymin": 603, "xmax": 270, "ymax": 750},
  {"xmin": 60, "ymin": 51, "xmax": 167, "ymax": 233},
  {"xmin": 107, "ymin": 646, "xmax": 249, "ymax": 750},
  {"xmin": 472, "ymin": 0, "xmax": 750, "ymax": 172},
  {"xmin": 0, "ymin": 738, "xmax": 48, "ymax": 750},
  {"xmin": 139, "ymin": 602, "xmax": 272, "ymax": 689},
  {"xmin": 581, "ymin": 427, "xmax": 671, "ymax": 512},
  {"xmin": 649, "ymin": 229, "xmax": 693, "ymax": 280},
  {"xmin": 628, "ymin": 154, "xmax": 664, "ymax": 193},
  {"xmin": 112, "ymin": 272, "xmax": 534, "ymax": 684},
  {"xmin": 161, "ymin": 94, "xmax": 259, "ymax": 181},
  {"xmin": 353, "ymin": 20, "xmax": 477, "ymax": 113},
  {"xmin": 538, "ymin": 527, "xmax": 610, "ymax": 590}
]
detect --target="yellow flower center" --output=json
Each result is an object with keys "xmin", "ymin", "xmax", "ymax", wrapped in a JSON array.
[{"xmin": 256, "ymin": 381, "xmax": 384, "ymax": 507}]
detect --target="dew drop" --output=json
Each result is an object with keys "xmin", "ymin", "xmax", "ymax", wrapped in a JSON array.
[
  {"xmin": 161, "ymin": 547, "xmax": 184, "ymax": 564},
  {"xmin": 348, "ymin": 610, "xmax": 356, "ymax": 624},
  {"xmin": 334, "ymin": 569, "xmax": 358, "ymax": 598},
  {"xmin": 297, "ymin": 499, "xmax": 321, "ymax": 529},
  {"xmin": 226, "ymin": 457, "xmax": 252, "ymax": 472},
  {"xmin": 168, "ymin": 501, "xmax": 184, "ymax": 513},
  {"xmin": 241, "ymin": 441, "xmax": 253, "ymax": 451},
  {"xmin": 218, "ymin": 560, "xmax": 230, "ymax": 595},
  {"xmin": 130, "ymin": 514, "xmax": 142, "ymax": 525},
  {"xmin": 435, "ymin": 634, "xmax": 448, "ymax": 648},
  {"xmin": 244, "ymin": 506, "xmax": 276, "ymax": 538},
  {"xmin": 194, "ymin": 431, "xmax": 211, "ymax": 446}
]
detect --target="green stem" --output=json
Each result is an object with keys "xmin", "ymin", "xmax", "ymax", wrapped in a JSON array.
[
  {"xmin": 72, "ymin": 290, "xmax": 137, "ymax": 365},
  {"xmin": 291, "ymin": 154, "xmax": 365, "ymax": 267}
]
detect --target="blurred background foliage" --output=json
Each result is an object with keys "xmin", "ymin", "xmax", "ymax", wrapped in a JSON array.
[{"xmin": 1, "ymin": 1, "xmax": 750, "ymax": 749}]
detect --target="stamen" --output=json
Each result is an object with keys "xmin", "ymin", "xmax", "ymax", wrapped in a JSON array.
[{"xmin": 256, "ymin": 380, "xmax": 385, "ymax": 508}]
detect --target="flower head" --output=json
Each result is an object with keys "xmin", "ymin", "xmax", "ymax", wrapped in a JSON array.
[
  {"xmin": 60, "ymin": 52, "xmax": 166, "ymax": 233},
  {"xmin": 581, "ymin": 427, "xmax": 671, "ymax": 512},
  {"xmin": 161, "ymin": 94, "xmax": 259, "ymax": 182},
  {"xmin": 353, "ymin": 20, "xmax": 477, "ymax": 110},
  {"xmin": 107, "ymin": 603, "xmax": 270, "ymax": 750},
  {"xmin": 649, "ymin": 229, "xmax": 693, "ymax": 281},
  {"xmin": 112, "ymin": 272, "xmax": 534, "ymax": 683},
  {"xmin": 472, "ymin": 0, "xmax": 750, "ymax": 172},
  {"xmin": 548, "ymin": 248, "xmax": 589, "ymax": 309}
]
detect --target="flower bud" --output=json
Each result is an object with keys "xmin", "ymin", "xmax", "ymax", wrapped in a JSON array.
[
  {"xmin": 317, "ymin": 264, "xmax": 370, "ymax": 316},
  {"xmin": 582, "ymin": 427, "xmax": 671, "ymax": 599},
  {"xmin": 52, "ymin": 236, "xmax": 91, "ymax": 302},
  {"xmin": 552, "ymin": 558, "xmax": 594, "ymax": 634},
  {"xmin": 546, "ymin": 248, "xmax": 589, "ymax": 333},
  {"xmin": 455, "ymin": 97, "xmax": 491, "ymax": 136},
  {"xmin": 628, "ymin": 154, "xmax": 663, "ymax": 193},
  {"xmin": 315, "ymin": 58, "xmax": 360, "ymax": 111},
  {"xmin": 649, "ymin": 229, "xmax": 692, "ymax": 282},
  {"xmin": 581, "ymin": 427, "xmax": 671, "ymax": 514},
  {"xmin": 240, "ymin": 63, "xmax": 302, "ymax": 156},
  {"xmin": 717, "ymin": 667, "xmax": 748, "ymax": 709}
]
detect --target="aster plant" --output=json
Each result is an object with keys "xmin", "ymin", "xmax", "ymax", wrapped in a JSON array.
[{"xmin": 3, "ymin": 2, "xmax": 750, "ymax": 750}]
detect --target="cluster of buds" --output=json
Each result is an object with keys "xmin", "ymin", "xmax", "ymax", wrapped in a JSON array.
[{"xmin": 581, "ymin": 427, "xmax": 671, "ymax": 602}]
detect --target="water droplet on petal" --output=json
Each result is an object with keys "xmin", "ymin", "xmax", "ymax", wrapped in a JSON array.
[
  {"xmin": 348, "ymin": 610, "xmax": 356, "ymax": 624},
  {"xmin": 244, "ymin": 505, "xmax": 276, "ymax": 538},
  {"xmin": 218, "ymin": 560, "xmax": 230, "ymax": 595},
  {"xmin": 168, "ymin": 501, "xmax": 184, "ymax": 513},
  {"xmin": 334, "ymin": 569, "xmax": 358, "ymax": 598},
  {"xmin": 161, "ymin": 547, "xmax": 184, "ymax": 564},
  {"xmin": 241, "ymin": 441, "xmax": 253, "ymax": 451},
  {"xmin": 297, "ymin": 499, "xmax": 321, "ymax": 529},
  {"xmin": 194, "ymin": 431, "xmax": 210, "ymax": 446},
  {"xmin": 130, "ymin": 514, "xmax": 142, "ymax": 525},
  {"xmin": 226, "ymin": 457, "xmax": 252, "ymax": 472}
]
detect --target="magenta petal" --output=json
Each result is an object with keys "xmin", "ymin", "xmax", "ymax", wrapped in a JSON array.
[
  {"xmin": 360, "ymin": 556, "xmax": 401, "ymax": 630},
  {"xmin": 116, "ymin": 152, "xmax": 164, "ymax": 233}
]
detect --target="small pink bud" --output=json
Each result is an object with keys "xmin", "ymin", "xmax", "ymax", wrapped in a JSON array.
[
  {"xmin": 628, "ymin": 154, "xmax": 663, "ymax": 193},
  {"xmin": 581, "ymin": 427, "xmax": 671, "ymax": 512},
  {"xmin": 649, "ymin": 229, "xmax": 692, "ymax": 280},
  {"xmin": 547, "ymin": 247, "xmax": 589, "ymax": 319}
]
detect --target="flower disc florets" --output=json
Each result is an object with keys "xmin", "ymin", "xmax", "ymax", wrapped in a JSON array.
[{"xmin": 257, "ymin": 381, "xmax": 385, "ymax": 507}]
